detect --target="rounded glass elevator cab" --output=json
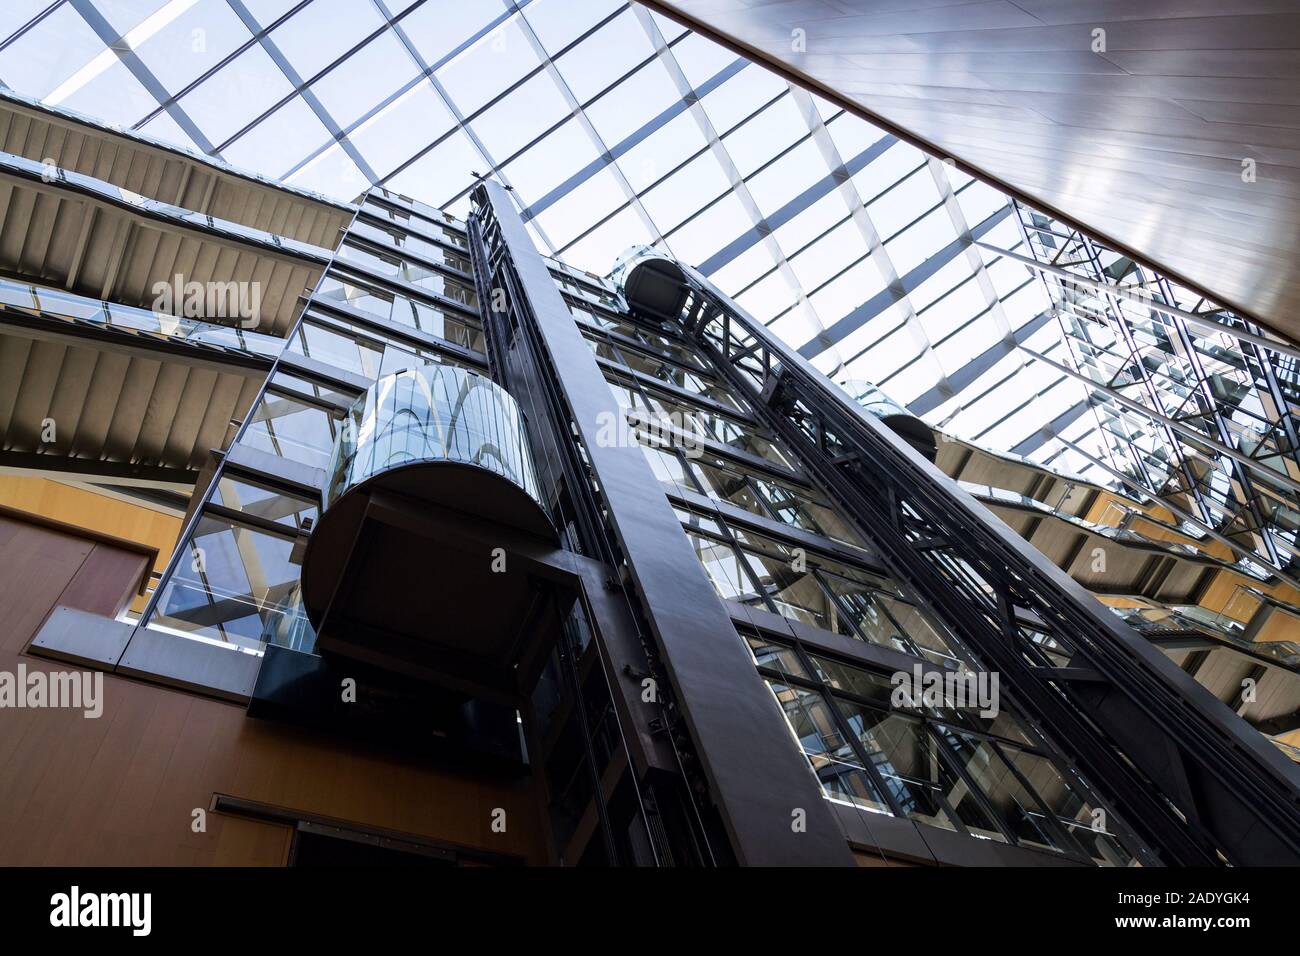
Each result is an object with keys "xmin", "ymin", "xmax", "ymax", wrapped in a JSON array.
[
  {"xmin": 322, "ymin": 363, "xmax": 548, "ymax": 536},
  {"xmin": 299, "ymin": 363, "xmax": 557, "ymax": 689},
  {"xmin": 837, "ymin": 379, "xmax": 938, "ymax": 462}
]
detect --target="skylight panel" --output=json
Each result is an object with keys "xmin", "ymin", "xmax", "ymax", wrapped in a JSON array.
[
  {"xmin": 469, "ymin": 70, "xmax": 570, "ymax": 162},
  {"xmin": 769, "ymin": 193, "xmax": 849, "ymax": 257},
  {"xmin": 563, "ymin": 205, "xmax": 655, "ymax": 276},
  {"xmin": 554, "ymin": 9, "xmax": 653, "ymax": 104},
  {"xmin": 808, "ymin": 259, "xmax": 889, "ymax": 325},
  {"xmin": 744, "ymin": 138, "xmax": 826, "ymax": 217},
  {"xmin": 178, "ymin": 42, "xmax": 293, "ymax": 146},
  {"xmin": 640, "ymin": 152, "xmax": 730, "ymax": 233},
  {"xmin": 224, "ymin": 95, "xmax": 330, "ymax": 177},
  {"xmin": 707, "ymin": 244, "xmax": 779, "ymax": 294},
  {"xmin": 308, "ymin": 30, "xmax": 420, "ymax": 130},
  {"xmin": 348, "ymin": 81, "xmax": 458, "ymax": 180},
  {"xmin": 57, "ymin": 57, "xmax": 156, "ymax": 126},
  {"xmin": 133, "ymin": 0, "xmax": 248, "ymax": 92},
  {"xmin": 436, "ymin": 18, "xmax": 541, "ymax": 117},
  {"xmin": 583, "ymin": 57, "xmax": 679, "ymax": 147},
  {"xmin": 536, "ymin": 166, "xmax": 628, "ymax": 250},
  {"xmin": 385, "ymin": 129, "xmax": 486, "ymax": 208},
  {"xmin": 671, "ymin": 30, "xmax": 741, "ymax": 89},
  {"xmin": 722, "ymin": 94, "xmax": 803, "ymax": 179},
  {"xmin": 787, "ymin": 222, "xmax": 870, "ymax": 293},
  {"xmin": 399, "ymin": 0, "xmax": 502, "ymax": 67},
  {"xmin": 504, "ymin": 118, "xmax": 603, "ymax": 202},
  {"xmin": 522, "ymin": 0, "xmax": 623, "ymax": 54},
  {"xmin": 269, "ymin": 0, "xmax": 384, "ymax": 81},
  {"xmin": 0, "ymin": 4, "xmax": 105, "ymax": 101},
  {"xmin": 699, "ymin": 65, "xmax": 784, "ymax": 133},
  {"xmin": 615, "ymin": 110, "xmax": 709, "ymax": 192},
  {"xmin": 284, "ymin": 139, "xmax": 366, "ymax": 199},
  {"xmin": 885, "ymin": 207, "xmax": 956, "ymax": 275}
]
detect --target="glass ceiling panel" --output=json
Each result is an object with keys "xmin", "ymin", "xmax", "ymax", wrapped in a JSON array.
[
  {"xmin": 133, "ymin": 0, "xmax": 248, "ymax": 91},
  {"xmin": 0, "ymin": 0, "xmax": 1099, "ymax": 461},
  {"xmin": 308, "ymin": 30, "xmax": 420, "ymax": 129},
  {"xmin": 271, "ymin": 0, "xmax": 385, "ymax": 80}
]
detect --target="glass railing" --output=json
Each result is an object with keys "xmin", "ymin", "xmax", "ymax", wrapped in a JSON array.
[
  {"xmin": 0, "ymin": 277, "xmax": 286, "ymax": 359},
  {"xmin": 1114, "ymin": 605, "xmax": 1300, "ymax": 668},
  {"xmin": 0, "ymin": 148, "xmax": 334, "ymax": 262},
  {"xmin": 324, "ymin": 363, "xmax": 541, "ymax": 512}
]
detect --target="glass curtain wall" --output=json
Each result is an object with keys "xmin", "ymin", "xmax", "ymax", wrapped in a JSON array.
[
  {"xmin": 146, "ymin": 190, "xmax": 486, "ymax": 652},
  {"xmin": 565, "ymin": 261, "xmax": 1139, "ymax": 864}
]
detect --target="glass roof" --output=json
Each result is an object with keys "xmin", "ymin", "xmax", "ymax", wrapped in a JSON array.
[{"xmin": 0, "ymin": 0, "xmax": 1089, "ymax": 461}]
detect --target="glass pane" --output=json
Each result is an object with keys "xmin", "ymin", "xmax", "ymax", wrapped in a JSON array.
[
  {"xmin": 150, "ymin": 513, "xmax": 311, "ymax": 652},
  {"xmin": 743, "ymin": 632, "xmax": 808, "ymax": 679},
  {"xmin": 936, "ymin": 726, "xmax": 1065, "ymax": 852},
  {"xmin": 766, "ymin": 681, "xmax": 889, "ymax": 814},
  {"xmin": 837, "ymin": 703, "xmax": 963, "ymax": 833},
  {"xmin": 242, "ymin": 389, "xmax": 343, "ymax": 470}
]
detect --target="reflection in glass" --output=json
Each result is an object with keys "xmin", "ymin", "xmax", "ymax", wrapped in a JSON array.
[
  {"xmin": 325, "ymin": 363, "xmax": 541, "ymax": 510},
  {"xmin": 149, "ymin": 513, "xmax": 312, "ymax": 652}
]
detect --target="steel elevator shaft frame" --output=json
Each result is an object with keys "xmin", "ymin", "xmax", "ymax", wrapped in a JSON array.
[
  {"xmin": 634, "ymin": 257, "xmax": 1300, "ymax": 866},
  {"xmin": 471, "ymin": 183, "xmax": 857, "ymax": 866},
  {"xmin": 467, "ymin": 191, "xmax": 726, "ymax": 866}
]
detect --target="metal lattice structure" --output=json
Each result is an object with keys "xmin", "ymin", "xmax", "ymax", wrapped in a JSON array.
[
  {"xmin": 980, "ymin": 204, "xmax": 1300, "ymax": 590},
  {"xmin": 616, "ymin": 250, "xmax": 1300, "ymax": 865}
]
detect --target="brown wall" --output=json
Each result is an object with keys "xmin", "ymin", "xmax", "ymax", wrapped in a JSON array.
[
  {"xmin": 0, "ymin": 476, "xmax": 183, "ymax": 614},
  {"xmin": 0, "ymin": 512, "xmax": 547, "ymax": 866}
]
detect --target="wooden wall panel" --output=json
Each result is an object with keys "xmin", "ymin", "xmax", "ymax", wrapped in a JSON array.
[
  {"xmin": 0, "ymin": 476, "xmax": 178, "ymax": 574},
  {"xmin": 653, "ymin": 2, "xmax": 1300, "ymax": 341},
  {"xmin": 0, "ymin": 509, "xmax": 547, "ymax": 866},
  {"xmin": 0, "ymin": 518, "xmax": 94, "ymax": 655}
]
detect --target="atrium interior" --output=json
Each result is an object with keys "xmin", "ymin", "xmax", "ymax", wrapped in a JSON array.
[{"xmin": 0, "ymin": 0, "xmax": 1297, "ymax": 872}]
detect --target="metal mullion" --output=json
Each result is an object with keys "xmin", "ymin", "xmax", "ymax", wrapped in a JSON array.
[
  {"xmin": 510, "ymin": 1, "xmax": 664, "ymax": 258},
  {"xmin": 135, "ymin": 187, "xmax": 366, "ymax": 629},
  {"xmin": 203, "ymin": 502, "xmax": 301, "ymax": 541},
  {"xmin": 222, "ymin": 0, "xmax": 378, "ymax": 181},
  {"xmin": 804, "ymin": 672, "xmax": 922, "ymax": 824},
  {"xmin": 219, "ymin": 460, "xmax": 320, "ymax": 501}
]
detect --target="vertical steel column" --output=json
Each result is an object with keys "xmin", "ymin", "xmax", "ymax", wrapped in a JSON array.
[{"xmin": 472, "ymin": 180, "xmax": 855, "ymax": 866}]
